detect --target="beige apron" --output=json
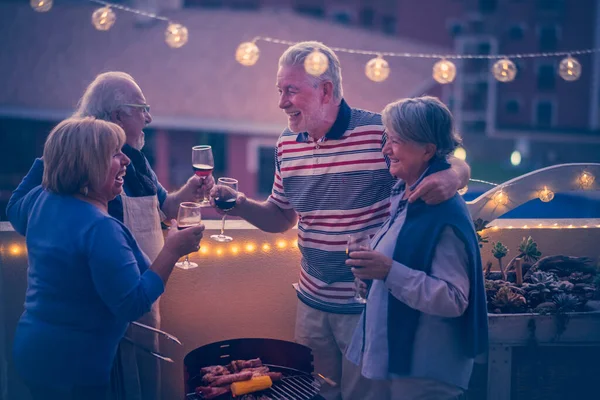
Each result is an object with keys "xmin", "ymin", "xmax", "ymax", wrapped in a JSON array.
[{"xmin": 118, "ymin": 192, "xmax": 165, "ymax": 400}]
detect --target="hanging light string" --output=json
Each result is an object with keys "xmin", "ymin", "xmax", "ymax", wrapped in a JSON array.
[
  {"xmin": 89, "ymin": 0, "xmax": 169, "ymax": 21},
  {"xmin": 255, "ymin": 36, "xmax": 600, "ymax": 60}
]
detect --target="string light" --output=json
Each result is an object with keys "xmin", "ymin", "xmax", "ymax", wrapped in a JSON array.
[
  {"xmin": 454, "ymin": 147, "xmax": 467, "ymax": 161},
  {"xmin": 538, "ymin": 186, "xmax": 555, "ymax": 202},
  {"xmin": 493, "ymin": 58, "xmax": 517, "ymax": 82},
  {"xmin": 578, "ymin": 171, "xmax": 595, "ymax": 189},
  {"xmin": 31, "ymin": 0, "xmax": 52, "ymax": 12},
  {"xmin": 492, "ymin": 190, "xmax": 509, "ymax": 206},
  {"xmin": 9, "ymin": 244, "xmax": 23, "ymax": 256},
  {"xmin": 559, "ymin": 56, "xmax": 581, "ymax": 81},
  {"xmin": 510, "ymin": 150, "xmax": 522, "ymax": 166},
  {"xmin": 245, "ymin": 243, "xmax": 256, "ymax": 252},
  {"xmin": 432, "ymin": 59, "xmax": 456, "ymax": 84},
  {"xmin": 165, "ymin": 22, "xmax": 188, "ymax": 48},
  {"xmin": 92, "ymin": 6, "xmax": 116, "ymax": 31},
  {"xmin": 262, "ymin": 243, "xmax": 271, "ymax": 252},
  {"xmin": 276, "ymin": 240, "xmax": 287, "ymax": 249},
  {"xmin": 304, "ymin": 49, "xmax": 328, "ymax": 77},
  {"xmin": 235, "ymin": 41, "xmax": 260, "ymax": 66},
  {"xmin": 458, "ymin": 186, "xmax": 468, "ymax": 195},
  {"xmin": 365, "ymin": 55, "xmax": 390, "ymax": 82}
]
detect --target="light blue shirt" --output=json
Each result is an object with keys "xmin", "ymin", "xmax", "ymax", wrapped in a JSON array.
[{"xmin": 345, "ymin": 182, "xmax": 474, "ymax": 389}]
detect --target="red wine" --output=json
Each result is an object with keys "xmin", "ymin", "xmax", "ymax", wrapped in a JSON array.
[
  {"xmin": 193, "ymin": 163, "xmax": 214, "ymax": 177},
  {"xmin": 214, "ymin": 197, "xmax": 236, "ymax": 211}
]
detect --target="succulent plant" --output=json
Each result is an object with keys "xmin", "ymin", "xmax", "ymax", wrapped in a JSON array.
[
  {"xmin": 492, "ymin": 286, "xmax": 527, "ymax": 313},
  {"xmin": 518, "ymin": 236, "xmax": 542, "ymax": 263},
  {"xmin": 568, "ymin": 272, "xmax": 594, "ymax": 284},
  {"xmin": 492, "ymin": 242, "xmax": 509, "ymax": 280},
  {"xmin": 473, "ymin": 218, "xmax": 490, "ymax": 248},
  {"xmin": 553, "ymin": 293, "xmax": 580, "ymax": 313}
]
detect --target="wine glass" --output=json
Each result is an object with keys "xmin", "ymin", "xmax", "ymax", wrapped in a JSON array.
[
  {"xmin": 210, "ymin": 177, "xmax": 238, "ymax": 243},
  {"xmin": 192, "ymin": 145, "xmax": 214, "ymax": 207},
  {"xmin": 175, "ymin": 202, "xmax": 202, "ymax": 270},
  {"xmin": 347, "ymin": 233, "xmax": 372, "ymax": 304}
]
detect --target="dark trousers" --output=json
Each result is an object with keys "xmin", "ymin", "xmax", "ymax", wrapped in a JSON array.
[{"xmin": 27, "ymin": 382, "xmax": 108, "ymax": 400}]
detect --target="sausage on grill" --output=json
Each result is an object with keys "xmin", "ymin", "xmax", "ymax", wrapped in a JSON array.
[{"xmin": 209, "ymin": 371, "xmax": 253, "ymax": 387}]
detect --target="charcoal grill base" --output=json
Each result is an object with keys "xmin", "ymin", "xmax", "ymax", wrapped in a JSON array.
[{"xmin": 184, "ymin": 338, "xmax": 326, "ymax": 400}]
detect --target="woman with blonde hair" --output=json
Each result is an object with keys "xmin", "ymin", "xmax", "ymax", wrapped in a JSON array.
[
  {"xmin": 345, "ymin": 96, "xmax": 488, "ymax": 399},
  {"xmin": 7, "ymin": 117, "xmax": 204, "ymax": 400}
]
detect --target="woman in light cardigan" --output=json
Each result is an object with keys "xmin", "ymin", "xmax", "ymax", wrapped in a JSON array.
[{"xmin": 345, "ymin": 96, "xmax": 488, "ymax": 399}]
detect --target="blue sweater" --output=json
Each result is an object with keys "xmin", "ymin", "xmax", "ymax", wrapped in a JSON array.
[{"xmin": 7, "ymin": 180, "xmax": 164, "ymax": 386}]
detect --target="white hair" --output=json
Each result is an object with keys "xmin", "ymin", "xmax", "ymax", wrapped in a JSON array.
[
  {"xmin": 73, "ymin": 71, "xmax": 139, "ymax": 120},
  {"xmin": 278, "ymin": 41, "xmax": 343, "ymax": 101}
]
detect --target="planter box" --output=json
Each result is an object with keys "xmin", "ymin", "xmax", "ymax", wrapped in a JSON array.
[{"xmin": 485, "ymin": 312, "xmax": 600, "ymax": 400}]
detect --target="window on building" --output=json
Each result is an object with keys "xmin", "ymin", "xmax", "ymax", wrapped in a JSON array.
[
  {"xmin": 258, "ymin": 146, "xmax": 276, "ymax": 195},
  {"xmin": 479, "ymin": 0, "xmax": 497, "ymax": 13},
  {"xmin": 535, "ymin": 101, "xmax": 554, "ymax": 128},
  {"xmin": 382, "ymin": 15, "xmax": 396, "ymax": 35},
  {"xmin": 537, "ymin": 64, "xmax": 556, "ymax": 90},
  {"xmin": 508, "ymin": 24, "xmax": 524, "ymax": 40},
  {"xmin": 359, "ymin": 7, "xmax": 375, "ymax": 27},
  {"xmin": 505, "ymin": 100, "xmax": 520, "ymax": 114},
  {"xmin": 539, "ymin": 25, "xmax": 559, "ymax": 51},
  {"xmin": 294, "ymin": 5, "xmax": 325, "ymax": 18}
]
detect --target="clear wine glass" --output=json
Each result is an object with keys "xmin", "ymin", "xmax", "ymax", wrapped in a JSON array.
[
  {"xmin": 192, "ymin": 145, "xmax": 214, "ymax": 207},
  {"xmin": 347, "ymin": 233, "xmax": 372, "ymax": 304},
  {"xmin": 174, "ymin": 202, "xmax": 202, "ymax": 270},
  {"xmin": 210, "ymin": 177, "xmax": 238, "ymax": 243}
]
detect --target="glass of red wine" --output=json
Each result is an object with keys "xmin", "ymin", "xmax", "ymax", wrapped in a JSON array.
[
  {"xmin": 192, "ymin": 145, "xmax": 214, "ymax": 207},
  {"xmin": 347, "ymin": 233, "xmax": 372, "ymax": 304},
  {"xmin": 175, "ymin": 202, "xmax": 202, "ymax": 270},
  {"xmin": 210, "ymin": 177, "xmax": 238, "ymax": 243}
]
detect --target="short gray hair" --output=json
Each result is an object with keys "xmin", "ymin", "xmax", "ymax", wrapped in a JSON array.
[
  {"xmin": 278, "ymin": 41, "xmax": 343, "ymax": 101},
  {"xmin": 42, "ymin": 117, "xmax": 126, "ymax": 195},
  {"xmin": 382, "ymin": 96, "xmax": 462, "ymax": 157},
  {"xmin": 73, "ymin": 71, "xmax": 138, "ymax": 121}
]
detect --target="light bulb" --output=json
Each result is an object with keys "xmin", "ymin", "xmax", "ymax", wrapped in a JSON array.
[
  {"xmin": 578, "ymin": 171, "xmax": 595, "ymax": 189},
  {"xmin": 31, "ymin": 0, "xmax": 52, "ymax": 12},
  {"xmin": 458, "ymin": 186, "xmax": 468, "ymax": 195},
  {"xmin": 559, "ymin": 56, "xmax": 581, "ymax": 81},
  {"xmin": 365, "ymin": 56, "xmax": 390, "ymax": 82},
  {"xmin": 493, "ymin": 190, "xmax": 509, "ymax": 206},
  {"xmin": 304, "ymin": 49, "xmax": 328, "ymax": 77},
  {"xmin": 510, "ymin": 150, "xmax": 522, "ymax": 166},
  {"xmin": 432, "ymin": 59, "xmax": 456, "ymax": 84},
  {"xmin": 235, "ymin": 41, "xmax": 260, "ymax": 66},
  {"xmin": 92, "ymin": 7, "xmax": 116, "ymax": 31},
  {"xmin": 9, "ymin": 244, "xmax": 22, "ymax": 256},
  {"xmin": 538, "ymin": 186, "xmax": 554, "ymax": 202},
  {"xmin": 165, "ymin": 23, "xmax": 188, "ymax": 48},
  {"xmin": 453, "ymin": 147, "xmax": 466, "ymax": 161},
  {"xmin": 493, "ymin": 58, "xmax": 517, "ymax": 82}
]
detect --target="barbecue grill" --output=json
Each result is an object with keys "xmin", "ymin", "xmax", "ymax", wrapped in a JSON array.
[{"xmin": 184, "ymin": 338, "xmax": 327, "ymax": 400}]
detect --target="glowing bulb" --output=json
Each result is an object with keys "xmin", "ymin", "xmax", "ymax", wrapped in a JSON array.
[
  {"xmin": 453, "ymin": 147, "xmax": 467, "ymax": 161},
  {"xmin": 510, "ymin": 150, "xmax": 522, "ymax": 166},
  {"xmin": 492, "ymin": 58, "xmax": 517, "ymax": 82},
  {"xmin": 458, "ymin": 186, "xmax": 468, "ymax": 195},
  {"xmin": 31, "ymin": 0, "xmax": 52, "ymax": 12},
  {"xmin": 262, "ymin": 243, "xmax": 271, "ymax": 252},
  {"xmin": 235, "ymin": 41, "xmax": 260, "ymax": 66},
  {"xmin": 292, "ymin": 240, "xmax": 298, "ymax": 248},
  {"xmin": 492, "ymin": 190, "xmax": 509, "ymax": 206},
  {"xmin": 92, "ymin": 7, "xmax": 116, "ymax": 31},
  {"xmin": 492, "ymin": 226, "xmax": 499, "ymax": 231},
  {"xmin": 276, "ymin": 240, "xmax": 287, "ymax": 249},
  {"xmin": 583, "ymin": 225, "xmax": 588, "ymax": 228},
  {"xmin": 578, "ymin": 171, "xmax": 595, "ymax": 189},
  {"xmin": 9, "ymin": 244, "xmax": 21, "ymax": 256},
  {"xmin": 231, "ymin": 246, "xmax": 240, "ymax": 254},
  {"xmin": 165, "ymin": 22, "xmax": 188, "ymax": 48},
  {"xmin": 304, "ymin": 49, "xmax": 328, "ymax": 77},
  {"xmin": 432, "ymin": 59, "xmax": 456, "ymax": 84},
  {"xmin": 559, "ymin": 56, "xmax": 581, "ymax": 81},
  {"xmin": 523, "ymin": 225, "xmax": 528, "ymax": 229},
  {"xmin": 245, "ymin": 243, "xmax": 256, "ymax": 252},
  {"xmin": 538, "ymin": 186, "xmax": 554, "ymax": 202},
  {"xmin": 200, "ymin": 246, "xmax": 209, "ymax": 255},
  {"xmin": 365, "ymin": 56, "xmax": 390, "ymax": 82},
  {"xmin": 216, "ymin": 248, "xmax": 224, "ymax": 256}
]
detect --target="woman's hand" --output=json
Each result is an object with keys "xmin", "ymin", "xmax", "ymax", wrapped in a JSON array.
[
  {"xmin": 346, "ymin": 250, "xmax": 393, "ymax": 280},
  {"xmin": 164, "ymin": 220, "xmax": 205, "ymax": 258}
]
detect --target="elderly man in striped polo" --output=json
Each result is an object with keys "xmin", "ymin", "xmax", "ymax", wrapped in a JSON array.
[{"xmin": 212, "ymin": 41, "xmax": 470, "ymax": 400}]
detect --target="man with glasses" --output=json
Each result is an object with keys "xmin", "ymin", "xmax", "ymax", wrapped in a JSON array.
[{"xmin": 7, "ymin": 71, "xmax": 213, "ymax": 400}]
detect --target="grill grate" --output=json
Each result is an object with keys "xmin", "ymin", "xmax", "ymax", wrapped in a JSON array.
[{"xmin": 187, "ymin": 364, "xmax": 322, "ymax": 400}]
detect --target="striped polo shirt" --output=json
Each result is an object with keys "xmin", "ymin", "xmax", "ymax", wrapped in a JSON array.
[{"xmin": 268, "ymin": 99, "xmax": 396, "ymax": 314}]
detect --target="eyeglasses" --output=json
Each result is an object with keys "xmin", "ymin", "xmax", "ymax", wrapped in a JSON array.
[{"xmin": 122, "ymin": 103, "xmax": 151, "ymax": 113}]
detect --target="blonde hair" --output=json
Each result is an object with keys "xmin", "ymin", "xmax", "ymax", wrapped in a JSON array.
[
  {"xmin": 382, "ymin": 96, "xmax": 462, "ymax": 157},
  {"xmin": 279, "ymin": 41, "xmax": 343, "ymax": 101},
  {"xmin": 42, "ymin": 117, "xmax": 126, "ymax": 195},
  {"xmin": 73, "ymin": 71, "xmax": 139, "ymax": 120}
]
